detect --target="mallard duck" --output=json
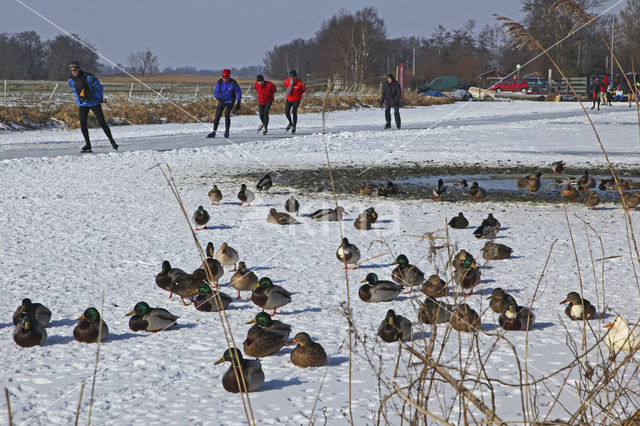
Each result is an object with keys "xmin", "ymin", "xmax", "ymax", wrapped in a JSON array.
[
  {"xmin": 448, "ymin": 212, "xmax": 469, "ymax": 229},
  {"xmin": 481, "ymin": 241, "xmax": 512, "ymax": 260},
  {"xmin": 243, "ymin": 312, "xmax": 291, "ymax": 357},
  {"xmin": 216, "ymin": 242, "xmax": 239, "ymax": 271},
  {"xmin": 455, "ymin": 179, "xmax": 469, "ymax": 189},
  {"xmin": 372, "ymin": 184, "xmax": 387, "ymax": 197},
  {"xmin": 126, "ymin": 301, "xmax": 179, "ymax": 332},
  {"xmin": 208, "ymin": 185, "xmax": 222, "ymax": 205},
  {"xmin": 256, "ymin": 174, "xmax": 272, "ymax": 194},
  {"xmin": 623, "ymin": 192, "xmax": 640, "ymax": 209},
  {"xmin": 420, "ymin": 274, "xmax": 448, "ymax": 298},
  {"xmin": 599, "ymin": 178, "xmax": 617, "ymax": 191},
  {"xmin": 450, "ymin": 304, "xmax": 481, "ymax": 332},
  {"xmin": 74, "ymin": 307, "xmax": 109, "ymax": 343},
  {"xmin": 238, "ymin": 183, "xmax": 255, "ymax": 206},
  {"xmin": 622, "ymin": 179, "xmax": 640, "ymax": 190},
  {"xmin": 453, "ymin": 263, "xmax": 481, "ymax": 297},
  {"xmin": 191, "ymin": 282, "xmax": 232, "ymax": 312},
  {"xmin": 551, "ymin": 161, "xmax": 564, "ymax": 175},
  {"xmin": 230, "ymin": 261, "xmax": 259, "ymax": 298},
  {"xmin": 469, "ymin": 182, "xmax": 486, "ymax": 202},
  {"xmin": 386, "ymin": 181, "xmax": 399, "ymax": 195},
  {"xmin": 487, "ymin": 288, "xmax": 517, "ymax": 314},
  {"xmin": 560, "ymin": 292, "xmax": 597, "ymax": 320},
  {"xmin": 391, "ymin": 254, "xmax": 425, "ymax": 293},
  {"xmin": 526, "ymin": 171, "xmax": 542, "ymax": 195},
  {"xmin": 562, "ymin": 184, "xmax": 580, "ymax": 202},
  {"xmin": 214, "ymin": 348, "xmax": 264, "ymax": 393},
  {"xmin": 359, "ymin": 182, "xmax": 373, "ymax": 196},
  {"xmin": 584, "ymin": 192, "xmax": 600, "ymax": 209},
  {"xmin": 433, "ymin": 178, "xmax": 447, "ymax": 201},
  {"xmin": 251, "ymin": 277, "xmax": 292, "ymax": 316},
  {"xmin": 354, "ymin": 207, "xmax": 378, "ymax": 230},
  {"xmin": 267, "ymin": 208, "xmax": 299, "ymax": 225},
  {"xmin": 284, "ymin": 196, "xmax": 300, "ymax": 215},
  {"xmin": 451, "ymin": 249, "xmax": 475, "ymax": 270},
  {"xmin": 579, "ymin": 170, "xmax": 596, "ymax": 191},
  {"xmin": 155, "ymin": 260, "xmax": 188, "ymax": 296},
  {"xmin": 192, "ymin": 205, "xmax": 210, "ymax": 230},
  {"xmin": 168, "ymin": 268, "xmax": 207, "ymax": 306},
  {"xmin": 604, "ymin": 316, "xmax": 640, "ymax": 352},
  {"xmin": 310, "ymin": 206, "xmax": 346, "ymax": 221},
  {"xmin": 13, "ymin": 315, "xmax": 47, "ymax": 347},
  {"xmin": 202, "ymin": 242, "xmax": 224, "ymax": 285},
  {"xmin": 377, "ymin": 309, "xmax": 412, "ymax": 342},
  {"xmin": 13, "ymin": 298, "xmax": 51, "ymax": 327},
  {"xmin": 516, "ymin": 175, "xmax": 528, "ymax": 189},
  {"xmin": 499, "ymin": 302, "xmax": 536, "ymax": 331},
  {"xmin": 417, "ymin": 297, "xmax": 454, "ymax": 325},
  {"xmin": 473, "ymin": 213, "xmax": 500, "ymax": 239},
  {"xmin": 358, "ymin": 273, "xmax": 403, "ymax": 302},
  {"xmin": 286, "ymin": 332, "xmax": 327, "ymax": 367},
  {"xmin": 336, "ymin": 237, "xmax": 361, "ymax": 269}
]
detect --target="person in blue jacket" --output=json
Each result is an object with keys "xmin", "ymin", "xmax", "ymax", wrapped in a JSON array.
[
  {"xmin": 207, "ymin": 69, "xmax": 242, "ymax": 138},
  {"xmin": 67, "ymin": 61, "xmax": 118, "ymax": 153}
]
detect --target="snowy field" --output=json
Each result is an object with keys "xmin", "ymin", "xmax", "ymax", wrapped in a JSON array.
[{"xmin": 1, "ymin": 101, "xmax": 640, "ymax": 424}]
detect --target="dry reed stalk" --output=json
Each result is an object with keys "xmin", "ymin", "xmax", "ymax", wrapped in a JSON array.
[
  {"xmin": 74, "ymin": 380, "xmax": 86, "ymax": 426},
  {"xmin": 5, "ymin": 388, "xmax": 12, "ymax": 426},
  {"xmin": 148, "ymin": 162, "xmax": 256, "ymax": 425},
  {"xmin": 392, "ymin": 382, "xmax": 454, "ymax": 425},
  {"xmin": 87, "ymin": 291, "xmax": 106, "ymax": 425}
]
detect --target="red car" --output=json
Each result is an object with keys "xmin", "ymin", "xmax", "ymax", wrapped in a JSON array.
[{"xmin": 489, "ymin": 78, "xmax": 528, "ymax": 93}]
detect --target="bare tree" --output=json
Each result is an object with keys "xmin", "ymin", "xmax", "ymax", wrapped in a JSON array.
[
  {"xmin": 618, "ymin": 0, "xmax": 640, "ymax": 69},
  {"xmin": 127, "ymin": 48, "xmax": 158, "ymax": 76}
]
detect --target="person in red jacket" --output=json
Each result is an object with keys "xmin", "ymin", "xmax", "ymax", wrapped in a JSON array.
[
  {"xmin": 254, "ymin": 74, "xmax": 277, "ymax": 135},
  {"xmin": 284, "ymin": 69, "xmax": 306, "ymax": 134},
  {"xmin": 600, "ymin": 74, "xmax": 609, "ymax": 106}
]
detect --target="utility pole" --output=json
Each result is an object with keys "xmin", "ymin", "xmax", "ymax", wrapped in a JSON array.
[
  {"xmin": 412, "ymin": 47, "xmax": 416, "ymax": 76},
  {"xmin": 611, "ymin": 16, "xmax": 614, "ymax": 79}
]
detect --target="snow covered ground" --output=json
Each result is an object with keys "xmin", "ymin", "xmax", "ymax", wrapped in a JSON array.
[{"xmin": 1, "ymin": 101, "xmax": 640, "ymax": 424}]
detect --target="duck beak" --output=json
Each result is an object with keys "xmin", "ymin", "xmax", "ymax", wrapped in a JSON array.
[
  {"xmin": 190, "ymin": 289, "xmax": 199, "ymax": 296},
  {"xmin": 246, "ymin": 318, "xmax": 257, "ymax": 324},
  {"xmin": 391, "ymin": 261, "xmax": 398, "ymax": 265},
  {"xmin": 560, "ymin": 299, "xmax": 569, "ymax": 305},
  {"xmin": 214, "ymin": 357, "xmax": 226, "ymax": 365},
  {"xmin": 76, "ymin": 315, "xmax": 85, "ymax": 321},
  {"xmin": 285, "ymin": 339, "xmax": 298, "ymax": 346},
  {"xmin": 252, "ymin": 283, "xmax": 260, "ymax": 290},
  {"xmin": 125, "ymin": 309, "xmax": 136, "ymax": 316},
  {"xmin": 603, "ymin": 323, "xmax": 613, "ymax": 328},
  {"xmin": 388, "ymin": 317, "xmax": 394, "ymax": 326},
  {"xmin": 360, "ymin": 278, "xmax": 368, "ymax": 283},
  {"xmin": 24, "ymin": 321, "xmax": 30, "ymax": 330}
]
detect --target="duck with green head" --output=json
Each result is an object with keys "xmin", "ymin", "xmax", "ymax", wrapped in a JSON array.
[
  {"xmin": 243, "ymin": 312, "xmax": 291, "ymax": 358},
  {"xmin": 192, "ymin": 205, "xmax": 210, "ymax": 230},
  {"xmin": 286, "ymin": 332, "xmax": 327, "ymax": 368},
  {"xmin": 417, "ymin": 297, "xmax": 454, "ymax": 325},
  {"xmin": 336, "ymin": 237, "xmax": 361, "ymax": 269},
  {"xmin": 191, "ymin": 282, "xmax": 232, "ymax": 312},
  {"xmin": 251, "ymin": 277, "xmax": 292, "ymax": 316},
  {"xmin": 358, "ymin": 272, "xmax": 403, "ymax": 303},
  {"xmin": 74, "ymin": 307, "xmax": 109, "ymax": 343},
  {"xmin": 125, "ymin": 301, "xmax": 179, "ymax": 332},
  {"xmin": 202, "ymin": 242, "xmax": 224, "ymax": 286},
  {"xmin": 354, "ymin": 207, "xmax": 378, "ymax": 230},
  {"xmin": 377, "ymin": 309, "xmax": 412, "ymax": 343},
  {"xmin": 13, "ymin": 314, "xmax": 47, "ymax": 347},
  {"xmin": 391, "ymin": 254, "xmax": 424, "ymax": 293},
  {"xmin": 13, "ymin": 298, "xmax": 51, "ymax": 327},
  {"xmin": 214, "ymin": 348, "xmax": 264, "ymax": 393}
]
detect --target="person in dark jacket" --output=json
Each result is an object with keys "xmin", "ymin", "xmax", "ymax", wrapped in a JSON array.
[
  {"xmin": 207, "ymin": 69, "xmax": 242, "ymax": 138},
  {"xmin": 254, "ymin": 74, "xmax": 277, "ymax": 135},
  {"xmin": 381, "ymin": 74, "xmax": 402, "ymax": 129},
  {"xmin": 67, "ymin": 61, "xmax": 118, "ymax": 153},
  {"xmin": 284, "ymin": 69, "xmax": 306, "ymax": 134},
  {"xmin": 590, "ymin": 77, "xmax": 603, "ymax": 110}
]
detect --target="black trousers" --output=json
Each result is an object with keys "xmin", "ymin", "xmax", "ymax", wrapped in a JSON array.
[
  {"xmin": 78, "ymin": 104, "xmax": 115, "ymax": 145},
  {"xmin": 285, "ymin": 100, "xmax": 301, "ymax": 126},
  {"xmin": 385, "ymin": 102, "xmax": 401, "ymax": 128},
  {"xmin": 258, "ymin": 102, "xmax": 272, "ymax": 128},
  {"xmin": 213, "ymin": 102, "xmax": 233, "ymax": 131}
]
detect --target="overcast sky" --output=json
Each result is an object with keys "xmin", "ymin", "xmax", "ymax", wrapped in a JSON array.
[{"xmin": 0, "ymin": 1, "xmax": 624, "ymax": 70}]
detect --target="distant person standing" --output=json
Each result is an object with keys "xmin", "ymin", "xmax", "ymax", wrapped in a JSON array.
[
  {"xmin": 284, "ymin": 70, "xmax": 306, "ymax": 134},
  {"xmin": 67, "ymin": 61, "xmax": 118, "ymax": 153},
  {"xmin": 590, "ymin": 77, "xmax": 602, "ymax": 110},
  {"xmin": 207, "ymin": 69, "xmax": 242, "ymax": 139},
  {"xmin": 381, "ymin": 73, "xmax": 402, "ymax": 129},
  {"xmin": 601, "ymin": 74, "xmax": 609, "ymax": 106},
  {"xmin": 254, "ymin": 74, "xmax": 277, "ymax": 135}
]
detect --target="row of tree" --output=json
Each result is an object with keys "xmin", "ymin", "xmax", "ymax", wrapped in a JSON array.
[{"xmin": 264, "ymin": 0, "xmax": 640, "ymax": 88}]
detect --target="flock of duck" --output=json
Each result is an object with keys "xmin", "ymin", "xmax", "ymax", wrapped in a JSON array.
[{"xmin": 12, "ymin": 167, "xmax": 640, "ymax": 394}]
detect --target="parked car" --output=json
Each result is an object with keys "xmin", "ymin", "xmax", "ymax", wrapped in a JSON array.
[
  {"xmin": 418, "ymin": 75, "xmax": 459, "ymax": 93},
  {"xmin": 451, "ymin": 88, "xmax": 472, "ymax": 101},
  {"xmin": 524, "ymin": 77, "xmax": 550, "ymax": 94},
  {"xmin": 489, "ymin": 78, "xmax": 528, "ymax": 93}
]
